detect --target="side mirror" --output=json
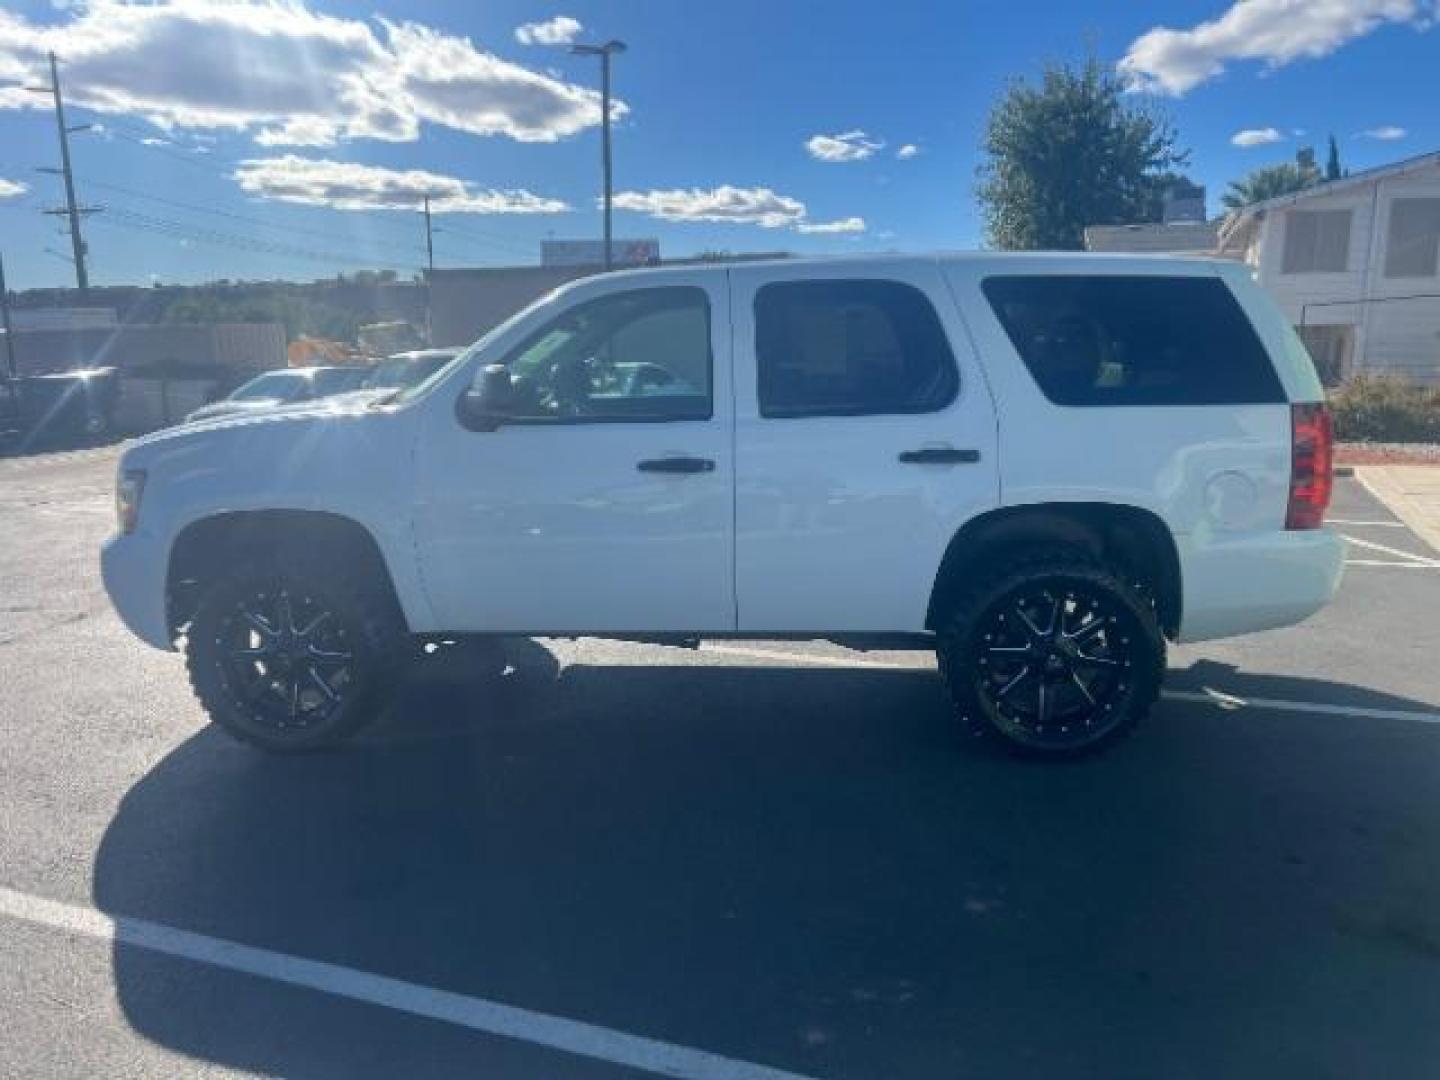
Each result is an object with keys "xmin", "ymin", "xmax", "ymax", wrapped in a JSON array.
[{"xmin": 457, "ymin": 363, "xmax": 515, "ymax": 432}]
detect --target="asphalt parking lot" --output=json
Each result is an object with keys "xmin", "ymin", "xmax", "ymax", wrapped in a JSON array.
[{"xmin": 1, "ymin": 445, "xmax": 1438, "ymax": 1080}]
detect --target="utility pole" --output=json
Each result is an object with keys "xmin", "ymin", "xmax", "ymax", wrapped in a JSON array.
[
  {"xmin": 422, "ymin": 194, "xmax": 435, "ymax": 273},
  {"xmin": 0, "ymin": 252, "xmax": 17, "ymax": 384},
  {"xmin": 31, "ymin": 51, "xmax": 99, "ymax": 296},
  {"xmin": 571, "ymin": 40, "xmax": 627, "ymax": 271},
  {"xmin": 421, "ymin": 195, "xmax": 435, "ymax": 346}
]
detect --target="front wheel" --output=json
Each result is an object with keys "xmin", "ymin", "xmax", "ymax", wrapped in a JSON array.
[
  {"xmin": 936, "ymin": 550, "xmax": 1165, "ymax": 758},
  {"xmin": 186, "ymin": 562, "xmax": 403, "ymax": 752}
]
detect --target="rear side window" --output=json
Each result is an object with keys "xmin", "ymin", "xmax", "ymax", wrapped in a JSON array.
[
  {"xmin": 755, "ymin": 279, "xmax": 959, "ymax": 418},
  {"xmin": 982, "ymin": 275, "xmax": 1285, "ymax": 407}
]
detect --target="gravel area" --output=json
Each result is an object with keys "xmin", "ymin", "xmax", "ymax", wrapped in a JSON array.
[{"xmin": 1336, "ymin": 442, "xmax": 1440, "ymax": 466}]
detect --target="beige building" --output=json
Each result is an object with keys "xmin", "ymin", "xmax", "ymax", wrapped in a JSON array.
[{"xmin": 1216, "ymin": 151, "xmax": 1440, "ymax": 385}]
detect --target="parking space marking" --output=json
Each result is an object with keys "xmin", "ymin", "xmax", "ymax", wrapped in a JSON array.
[
  {"xmin": 1341, "ymin": 534, "xmax": 1440, "ymax": 567},
  {"xmin": 1328, "ymin": 519, "xmax": 1405, "ymax": 528},
  {"xmin": 1165, "ymin": 689, "xmax": 1440, "ymax": 726},
  {"xmin": 0, "ymin": 886, "xmax": 816, "ymax": 1080},
  {"xmin": 697, "ymin": 645, "xmax": 1440, "ymax": 726},
  {"xmin": 1344, "ymin": 559, "xmax": 1440, "ymax": 569}
]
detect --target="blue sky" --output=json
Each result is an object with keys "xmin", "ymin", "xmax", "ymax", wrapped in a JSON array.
[{"xmin": 0, "ymin": 0, "xmax": 1435, "ymax": 288}]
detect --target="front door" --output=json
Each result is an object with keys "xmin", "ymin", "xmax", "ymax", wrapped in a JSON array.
[
  {"xmin": 729, "ymin": 261, "xmax": 1000, "ymax": 633},
  {"xmin": 413, "ymin": 273, "xmax": 735, "ymax": 634}
]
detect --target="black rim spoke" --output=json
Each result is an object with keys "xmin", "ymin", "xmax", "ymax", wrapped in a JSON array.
[
  {"xmin": 974, "ymin": 583, "xmax": 1134, "ymax": 747},
  {"xmin": 219, "ymin": 586, "xmax": 356, "ymax": 732}
]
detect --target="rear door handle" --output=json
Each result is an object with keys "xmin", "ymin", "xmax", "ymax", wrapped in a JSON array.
[
  {"xmin": 637, "ymin": 456, "xmax": 716, "ymax": 474},
  {"xmin": 898, "ymin": 446, "xmax": 980, "ymax": 465}
]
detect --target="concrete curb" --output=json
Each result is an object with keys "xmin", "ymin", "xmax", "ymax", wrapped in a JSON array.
[{"xmin": 1355, "ymin": 466, "xmax": 1440, "ymax": 558}]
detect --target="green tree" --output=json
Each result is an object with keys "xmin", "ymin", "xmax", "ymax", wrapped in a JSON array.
[
  {"xmin": 1326, "ymin": 134, "xmax": 1343, "ymax": 181},
  {"xmin": 977, "ymin": 56, "xmax": 1188, "ymax": 250},
  {"xmin": 1221, "ymin": 148, "xmax": 1323, "ymax": 211}
]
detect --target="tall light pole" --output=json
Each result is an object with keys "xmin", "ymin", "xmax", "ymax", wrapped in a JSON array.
[{"xmin": 570, "ymin": 39, "xmax": 626, "ymax": 271}]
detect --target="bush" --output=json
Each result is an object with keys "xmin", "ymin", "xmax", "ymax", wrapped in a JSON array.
[{"xmin": 1330, "ymin": 376, "xmax": 1440, "ymax": 443}]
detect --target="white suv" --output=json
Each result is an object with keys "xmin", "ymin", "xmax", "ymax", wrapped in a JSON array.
[{"xmin": 101, "ymin": 254, "xmax": 1343, "ymax": 757}]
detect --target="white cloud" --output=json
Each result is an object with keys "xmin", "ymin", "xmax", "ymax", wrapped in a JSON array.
[
  {"xmin": 515, "ymin": 16, "xmax": 582, "ymax": 46},
  {"xmin": 0, "ymin": 177, "xmax": 27, "ymax": 198},
  {"xmin": 1232, "ymin": 126, "xmax": 1286, "ymax": 147},
  {"xmin": 0, "ymin": 2, "xmax": 613, "ymax": 146},
  {"xmin": 613, "ymin": 185, "xmax": 808, "ymax": 228},
  {"xmin": 613, "ymin": 184, "xmax": 864, "ymax": 235},
  {"xmin": 805, "ymin": 130, "xmax": 884, "ymax": 163},
  {"xmin": 895, "ymin": 143, "xmax": 920, "ymax": 160},
  {"xmin": 1361, "ymin": 125, "xmax": 1408, "ymax": 140},
  {"xmin": 797, "ymin": 216, "xmax": 866, "ymax": 235},
  {"xmin": 233, "ymin": 155, "xmax": 569, "ymax": 214},
  {"xmin": 385, "ymin": 20, "xmax": 618, "ymax": 143},
  {"xmin": 1120, "ymin": 0, "xmax": 1435, "ymax": 96}
]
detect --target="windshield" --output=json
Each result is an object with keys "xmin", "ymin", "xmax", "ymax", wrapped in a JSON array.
[
  {"xmin": 390, "ymin": 289, "xmax": 570, "ymax": 405},
  {"xmin": 228, "ymin": 372, "xmax": 306, "ymax": 402},
  {"xmin": 364, "ymin": 354, "xmax": 454, "ymax": 390}
]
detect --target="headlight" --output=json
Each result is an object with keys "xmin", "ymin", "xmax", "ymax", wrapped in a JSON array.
[{"xmin": 116, "ymin": 469, "xmax": 146, "ymax": 535}]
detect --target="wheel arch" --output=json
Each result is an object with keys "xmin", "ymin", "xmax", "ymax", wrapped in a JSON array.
[
  {"xmin": 166, "ymin": 509, "xmax": 409, "ymax": 642},
  {"xmin": 926, "ymin": 502, "xmax": 1182, "ymax": 638}
]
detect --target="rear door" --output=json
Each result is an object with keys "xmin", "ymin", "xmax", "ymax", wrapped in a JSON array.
[{"xmin": 730, "ymin": 260, "xmax": 1000, "ymax": 633}]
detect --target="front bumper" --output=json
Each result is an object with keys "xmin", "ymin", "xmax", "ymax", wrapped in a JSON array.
[{"xmin": 101, "ymin": 530, "xmax": 173, "ymax": 650}]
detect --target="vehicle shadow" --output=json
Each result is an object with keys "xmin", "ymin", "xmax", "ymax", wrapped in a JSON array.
[{"xmin": 93, "ymin": 646, "xmax": 1440, "ymax": 1080}]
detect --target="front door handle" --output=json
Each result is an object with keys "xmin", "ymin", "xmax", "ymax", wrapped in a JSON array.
[
  {"xmin": 898, "ymin": 446, "xmax": 981, "ymax": 465},
  {"xmin": 637, "ymin": 456, "xmax": 716, "ymax": 474}
]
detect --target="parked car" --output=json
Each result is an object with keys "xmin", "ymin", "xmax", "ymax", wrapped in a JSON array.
[
  {"xmin": 182, "ymin": 365, "xmax": 372, "ymax": 425},
  {"xmin": 102, "ymin": 254, "xmax": 1342, "ymax": 757},
  {"xmin": 0, "ymin": 368, "xmax": 120, "ymax": 449},
  {"xmin": 362, "ymin": 349, "xmax": 463, "ymax": 392}
]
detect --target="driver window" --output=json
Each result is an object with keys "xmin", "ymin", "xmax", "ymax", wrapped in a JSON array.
[{"xmin": 503, "ymin": 286, "xmax": 712, "ymax": 422}]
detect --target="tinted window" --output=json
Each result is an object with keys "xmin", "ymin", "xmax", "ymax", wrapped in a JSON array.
[
  {"xmin": 982, "ymin": 275, "xmax": 1284, "ymax": 407},
  {"xmin": 312, "ymin": 368, "xmax": 366, "ymax": 395},
  {"xmin": 230, "ymin": 372, "xmax": 307, "ymax": 401},
  {"xmin": 755, "ymin": 279, "xmax": 958, "ymax": 418},
  {"xmin": 502, "ymin": 287, "xmax": 711, "ymax": 422},
  {"xmin": 1385, "ymin": 198, "xmax": 1440, "ymax": 278},
  {"xmin": 1282, "ymin": 210, "xmax": 1351, "ymax": 273}
]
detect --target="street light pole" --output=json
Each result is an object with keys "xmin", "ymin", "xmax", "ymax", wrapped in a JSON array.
[{"xmin": 571, "ymin": 40, "xmax": 627, "ymax": 271}]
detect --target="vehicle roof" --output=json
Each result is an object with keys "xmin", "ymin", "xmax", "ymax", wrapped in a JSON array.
[
  {"xmin": 593, "ymin": 250, "xmax": 1239, "ymax": 284},
  {"xmin": 263, "ymin": 365, "xmax": 362, "ymax": 377},
  {"xmin": 385, "ymin": 348, "xmax": 464, "ymax": 362}
]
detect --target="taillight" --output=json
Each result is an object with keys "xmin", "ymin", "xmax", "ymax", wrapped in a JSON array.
[{"xmin": 1286, "ymin": 402, "xmax": 1333, "ymax": 530}]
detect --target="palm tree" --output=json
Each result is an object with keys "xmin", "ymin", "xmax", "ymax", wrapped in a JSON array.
[{"xmin": 1222, "ymin": 152, "xmax": 1324, "ymax": 211}]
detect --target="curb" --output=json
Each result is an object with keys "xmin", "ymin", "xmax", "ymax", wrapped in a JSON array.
[{"xmin": 1334, "ymin": 465, "xmax": 1355, "ymax": 478}]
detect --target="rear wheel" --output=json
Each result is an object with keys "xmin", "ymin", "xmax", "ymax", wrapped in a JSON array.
[
  {"xmin": 936, "ymin": 550, "xmax": 1164, "ymax": 758},
  {"xmin": 186, "ymin": 561, "xmax": 403, "ymax": 752}
]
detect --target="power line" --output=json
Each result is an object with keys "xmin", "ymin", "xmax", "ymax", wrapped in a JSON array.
[
  {"xmin": 83, "ymin": 177, "xmax": 429, "ymax": 259},
  {"xmin": 95, "ymin": 208, "xmax": 423, "ymax": 273}
]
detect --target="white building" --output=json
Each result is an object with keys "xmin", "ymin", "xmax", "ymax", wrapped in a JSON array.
[{"xmin": 1216, "ymin": 151, "xmax": 1440, "ymax": 385}]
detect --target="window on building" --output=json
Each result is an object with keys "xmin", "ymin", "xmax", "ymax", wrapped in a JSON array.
[
  {"xmin": 1295, "ymin": 324, "xmax": 1355, "ymax": 387},
  {"xmin": 754, "ymin": 279, "xmax": 959, "ymax": 418},
  {"xmin": 1281, "ymin": 209, "xmax": 1352, "ymax": 274},
  {"xmin": 981, "ymin": 275, "xmax": 1286, "ymax": 407},
  {"xmin": 1384, "ymin": 198, "xmax": 1440, "ymax": 278}
]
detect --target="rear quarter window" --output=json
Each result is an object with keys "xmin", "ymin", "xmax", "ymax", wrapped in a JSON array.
[{"xmin": 981, "ymin": 275, "xmax": 1285, "ymax": 407}]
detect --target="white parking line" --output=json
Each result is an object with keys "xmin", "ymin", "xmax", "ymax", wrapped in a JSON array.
[
  {"xmin": 1164, "ymin": 689, "xmax": 1440, "ymax": 725},
  {"xmin": 698, "ymin": 645, "xmax": 1440, "ymax": 725},
  {"xmin": 1328, "ymin": 519, "xmax": 1405, "ymax": 528},
  {"xmin": 1344, "ymin": 559, "xmax": 1440, "ymax": 569},
  {"xmin": 1341, "ymin": 534, "xmax": 1440, "ymax": 567},
  {"xmin": 0, "ymin": 886, "xmax": 815, "ymax": 1080}
]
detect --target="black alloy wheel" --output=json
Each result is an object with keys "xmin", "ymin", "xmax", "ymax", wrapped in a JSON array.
[
  {"xmin": 938, "ymin": 551, "xmax": 1164, "ymax": 757},
  {"xmin": 187, "ymin": 562, "xmax": 400, "ymax": 751}
]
